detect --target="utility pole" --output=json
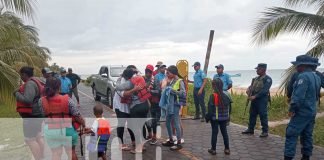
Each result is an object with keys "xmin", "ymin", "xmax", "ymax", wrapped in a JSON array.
[{"xmin": 203, "ymin": 30, "xmax": 214, "ymax": 74}]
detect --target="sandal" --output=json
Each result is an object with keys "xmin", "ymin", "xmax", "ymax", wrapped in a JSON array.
[
  {"xmin": 120, "ymin": 145, "xmax": 131, "ymax": 151},
  {"xmin": 130, "ymin": 149, "xmax": 142, "ymax": 154}
]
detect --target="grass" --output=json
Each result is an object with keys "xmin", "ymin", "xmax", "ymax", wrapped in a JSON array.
[
  {"xmin": 270, "ymin": 116, "xmax": 324, "ymax": 147},
  {"xmin": 0, "ymin": 102, "xmax": 20, "ymax": 118}
]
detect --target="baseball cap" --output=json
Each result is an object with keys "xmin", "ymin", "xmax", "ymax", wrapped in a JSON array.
[
  {"xmin": 192, "ymin": 62, "xmax": 201, "ymax": 67},
  {"xmin": 215, "ymin": 64, "xmax": 224, "ymax": 69},
  {"xmin": 155, "ymin": 61, "xmax": 163, "ymax": 67},
  {"xmin": 145, "ymin": 64, "xmax": 154, "ymax": 72}
]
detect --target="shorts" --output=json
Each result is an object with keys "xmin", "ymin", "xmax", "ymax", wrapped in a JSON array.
[
  {"xmin": 22, "ymin": 117, "xmax": 43, "ymax": 140},
  {"xmin": 44, "ymin": 124, "xmax": 78, "ymax": 148}
]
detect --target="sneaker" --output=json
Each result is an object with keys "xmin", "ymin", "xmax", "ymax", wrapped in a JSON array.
[
  {"xmin": 170, "ymin": 144, "xmax": 182, "ymax": 151},
  {"xmin": 150, "ymin": 139, "xmax": 158, "ymax": 145},
  {"xmin": 208, "ymin": 149, "xmax": 216, "ymax": 155},
  {"xmin": 259, "ymin": 132, "xmax": 268, "ymax": 138},
  {"xmin": 224, "ymin": 149, "xmax": 230, "ymax": 155},
  {"xmin": 242, "ymin": 129, "xmax": 254, "ymax": 135},
  {"xmin": 162, "ymin": 140, "xmax": 175, "ymax": 147},
  {"xmin": 180, "ymin": 138, "xmax": 184, "ymax": 144}
]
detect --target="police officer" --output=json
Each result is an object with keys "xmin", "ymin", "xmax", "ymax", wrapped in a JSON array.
[
  {"xmin": 242, "ymin": 63, "xmax": 272, "ymax": 138},
  {"xmin": 189, "ymin": 62, "xmax": 207, "ymax": 122},
  {"xmin": 284, "ymin": 55, "xmax": 321, "ymax": 160}
]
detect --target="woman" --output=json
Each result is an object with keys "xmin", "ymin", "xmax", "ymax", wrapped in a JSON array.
[
  {"xmin": 115, "ymin": 66, "xmax": 150, "ymax": 154},
  {"xmin": 206, "ymin": 78, "xmax": 231, "ymax": 155},
  {"xmin": 161, "ymin": 65, "xmax": 186, "ymax": 151},
  {"xmin": 39, "ymin": 77, "xmax": 85, "ymax": 160},
  {"xmin": 14, "ymin": 66, "xmax": 45, "ymax": 160},
  {"xmin": 113, "ymin": 68, "xmax": 136, "ymax": 151}
]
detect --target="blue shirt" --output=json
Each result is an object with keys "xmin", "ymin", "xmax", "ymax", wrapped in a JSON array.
[
  {"xmin": 290, "ymin": 70, "xmax": 321, "ymax": 117},
  {"xmin": 155, "ymin": 72, "xmax": 166, "ymax": 84},
  {"xmin": 193, "ymin": 69, "xmax": 206, "ymax": 88},
  {"xmin": 60, "ymin": 77, "xmax": 72, "ymax": 94},
  {"xmin": 213, "ymin": 73, "xmax": 233, "ymax": 91}
]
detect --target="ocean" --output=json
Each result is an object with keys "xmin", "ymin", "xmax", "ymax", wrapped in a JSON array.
[{"xmin": 81, "ymin": 68, "xmax": 324, "ymax": 89}]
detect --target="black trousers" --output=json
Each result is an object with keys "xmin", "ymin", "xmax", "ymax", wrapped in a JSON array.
[{"xmin": 115, "ymin": 109, "xmax": 135, "ymax": 144}]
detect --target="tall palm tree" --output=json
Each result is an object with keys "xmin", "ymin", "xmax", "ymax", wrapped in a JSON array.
[
  {"xmin": 0, "ymin": 9, "xmax": 50, "ymax": 104},
  {"xmin": 252, "ymin": 0, "xmax": 324, "ymax": 91},
  {"xmin": 0, "ymin": 0, "xmax": 36, "ymax": 20}
]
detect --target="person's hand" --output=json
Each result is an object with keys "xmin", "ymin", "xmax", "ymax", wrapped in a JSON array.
[
  {"xmin": 246, "ymin": 88, "xmax": 250, "ymax": 95},
  {"xmin": 288, "ymin": 112, "xmax": 295, "ymax": 118},
  {"xmin": 249, "ymin": 96, "xmax": 256, "ymax": 101},
  {"xmin": 170, "ymin": 89, "xmax": 177, "ymax": 95},
  {"xmin": 198, "ymin": 89, "xmax": 203, "ymax": 95},
  {"xmin": 133, "ymin": 85, "xmax": 144, "ymax": 91}
]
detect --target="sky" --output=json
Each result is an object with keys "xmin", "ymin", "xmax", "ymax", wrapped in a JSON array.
[{"xmin": 32, "ymin": 0, "xmax": 319, "ymax": 74}]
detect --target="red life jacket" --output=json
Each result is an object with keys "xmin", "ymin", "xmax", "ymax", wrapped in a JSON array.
[
  {"xmin": 42, "ymin": 95, "xmax": 72, "ymax": 129},
  {"xmin": 16, "ymin": 77, "xmax": 45, "ymax": 114},
  {"xmin": 130, "ymin": 76, "xmax": 151, "ymax": 102}
]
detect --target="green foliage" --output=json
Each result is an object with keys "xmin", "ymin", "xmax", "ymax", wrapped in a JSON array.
[{"xmin": 1, "ymin": 0, "xmax": 37, "ymax": 20}]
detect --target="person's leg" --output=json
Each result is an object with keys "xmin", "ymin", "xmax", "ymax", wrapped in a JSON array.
[
  {"xmin": 193, "ymin": 88, "xmax": 200, "ymax": 118},
  {"xmin": 300, "ymin": 118, "xmax": 315, "ymax": 158},
  {"xmin": 73, "ymin": 86, "xmax": 80, "ymax": 104},
  {"xmin": 115, "ymin": 109, "xmax": 126, "ymax": 144},
  {"xmin": 247, "ymin": 102, "xmax": 258, "ymax": 131},
  {"xmin": 210, "ymin": 120, "xmax": 219, "ymax": 150},
  {"xmin": 36, "ymin": 133, "xmax": 45, "ymax": 159},
  {"xmin": 25, "ymin": 139, "xmax": 43, "ymax": 160},
  {"xmin": 219, "ymin": 121, "xmax": 230, "ymax": 150},
  {"xmin": 23, "ymin": 119, "xmax": 43, "ymax": 160},
  {"xmin": 198, "ymin": 89, "xmax": 206, "ymax": 119},
  {"xmin": 165, "ymin": 114, "xmax": 174, "ymax": 141},
  {"xmin": 258, "ymin": 100, "xmax": 269, "ymax": 133},
  {"xmin": 173, "ymin": 106, "xmax": 181, "ymax": 141},
  {"xmin": 284, "ymin": 116, "xmax": 308, "ymax": 158},
  {"xmin": 51, "ymin": 147, "xmax": 63, "ymax": 160}
]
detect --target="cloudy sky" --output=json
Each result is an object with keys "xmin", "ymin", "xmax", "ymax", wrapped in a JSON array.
[{"xmin": 32, "ymin": 0, "xmax": 318, "ymax": 74}]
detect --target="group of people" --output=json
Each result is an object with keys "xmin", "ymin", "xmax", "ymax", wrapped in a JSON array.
[
  {"xmin": 15, "ymin": 67, "xmax": 111, "ymax": 160},
  {"xmin": 13, "ymin": 54, "xmax": 323, "ymax": 160}
]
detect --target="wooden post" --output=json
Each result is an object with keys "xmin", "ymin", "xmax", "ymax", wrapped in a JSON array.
[{"xmin": 203, "ymin": 30, "xmax": 214, "ymax": 74}]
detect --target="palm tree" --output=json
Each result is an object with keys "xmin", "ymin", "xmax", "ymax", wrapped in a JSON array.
[
  {"xmin": 252, "ymin": 0, "xmax": 324, "ymax": 90},
  {"xmin": 0, "ymin": 0, "xmax": 36, "ymax": 20},
  {"xmin": 0, "ymin": 9, "xmax": 50, "ymax": 104}
]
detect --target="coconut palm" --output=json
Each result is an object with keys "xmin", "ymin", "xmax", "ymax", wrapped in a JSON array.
[
  {"xmin": 0, "ymin": 0, "xmax": 36, "ymax": 20},
  {"xmin": 0, "ymin": 9, "xmax": 50, "ymax": 104},
  {"xmin": 252, "ymin": 0, "xmax": 324, "ymax": 91}
]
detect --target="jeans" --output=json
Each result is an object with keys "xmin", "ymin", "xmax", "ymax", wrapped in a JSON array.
[
  {"xmin": 115, "ymin": 109, "xmax": 135, "ymax": 144},
  {"xmin": 248, "ymin": 98, "xmax": 269, "ymax": 133},
  {"xmin": 211, "ymin": 120, "xmax": 229, "ymax": 150},
  {"xmin": 166, "ymin": 105, "xmax": 181, "ymax": 140},
  {"xmin": 284, "ymin": 115, "xmax": 315, "ymax": 158},
  {"xmin": 193, "ymin": 88, "xmax": 206, "ymax": 118}
]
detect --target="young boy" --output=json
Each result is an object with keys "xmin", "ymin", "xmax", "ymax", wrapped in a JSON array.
[{"xmin": 84, "ymin": 105, "xmax": 111, "ymax": 160}]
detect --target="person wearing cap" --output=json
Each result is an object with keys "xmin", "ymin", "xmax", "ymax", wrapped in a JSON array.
[
  {"xmin": 41, "ymin": 67, "xmax": 53, "ymax": 84},
  {"xmin": 66, "ymin": 68, "xmax": 81, "ymax": 106},
  {"xmin": 161, "ymin": 65, "xmax": 186, "ymax": 151},
  {"xmin": 155, "ymin": 63, "xmax": 167, "ymax": 85},
  {"xmin": 242, "ymin": 63, "xmax": 272, "ymax": 138},
  {"xmin": 153, "ymin": 61, "xmax": 163, "ymax": 76},
  {"xmin": 284, "ymin": 55, "xmax": 321, "ymax": 160},
  {"xmin": 59, "ymin": 68, "xmax": 72, "ymax": 95},
  {"xmin": 213, "ymin": 64, "xmax": 233, "ymax": 124},
  {"xmin": 190, "ymin": 62, "xmax": 207, "ymax": 122}
]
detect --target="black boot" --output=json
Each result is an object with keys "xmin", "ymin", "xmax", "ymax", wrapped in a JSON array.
[
  {"xmin": 242, "ymin": 129, "xmax": 254, "ymax": 135},
  {"xmin": 284, "ymin": 156, "xmax": 293, "ymax": 160},
  {"xmin": 301, "ymin": 155, "xmax": 310, "ymax": 160},
  {"xmin": 170, "ymin": 140, "xmax": 182, "ymax": 151}
]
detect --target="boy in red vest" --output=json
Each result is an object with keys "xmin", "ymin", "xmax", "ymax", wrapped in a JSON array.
[{"xmin": 84, "ymin": 105, "xmax": 111, "ymax": 160}]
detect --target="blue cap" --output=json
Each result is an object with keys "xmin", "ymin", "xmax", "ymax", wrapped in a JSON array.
[
  {"xmin": 192, "ymin": 62, "xmax": 201, "ymax": 67},
  {"xmin": 291, "ymin": 55, "xmax": 320, "ymax": 66},
  {"xmin": 215, "ymin": 64, "xmax": 224, "ymax": 69},
  {"xmin": 255, "ymin": 63, "xmax": 267, "ymax": 69},
  {"xmin": 60, "ymin": 68, "xmax": 67, "ymax": 73}
]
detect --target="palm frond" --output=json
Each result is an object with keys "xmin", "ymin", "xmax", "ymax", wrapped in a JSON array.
[
  {"xmin": 285, "ymin": 0, "xmax": 324, "ymax": 8},
  {"xmin": 0, "ymin": 60, "xmax": 20, "ymax": 105},
  {"xmin": 0, "ymin": 0, "xmax": 37, "ymax": 20},
  {"xmin": 252, "ymin": 7, "xmax": 324, "ymax": 45}
]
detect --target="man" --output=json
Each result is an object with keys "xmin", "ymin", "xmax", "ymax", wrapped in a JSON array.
[
  {"xmin": 66, "ymin": 68, "xmax": 81, "ymax": 106},
  {"xmin": 213, "ymin": 64, "xmax": 233, "ymax": 124},
  {"xmin": 190, "ymin": 62, "xmax": 207, "ymax": 122},
  {"xmin": 153, "ymin": 61, "xmax": 163, "ymax": 76},
  {"xmin": 155, "ymin": 63, "xmax": 167, "ymax": 85},
  {"xmin": 59, "ymin": 68, "xmax": 72, "ymax": 95},
  {"xmin": 284, "ymin": 55, "xmax": 321, "ymax": 160},
  {"xmin": 242, "ymin": 63, "xmax": 272, "ymax": 138},
  {"xmin": 40, "ymin": 67, "xmax": 53, "ymax": 84}
]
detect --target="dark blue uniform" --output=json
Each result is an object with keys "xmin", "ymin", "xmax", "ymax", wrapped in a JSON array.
[
  {"xmin": 248, "ymin": 75, "xmax": 272, "ymax": 133},
  {"xmin": 287, "ymin": 72, "xmax": 299, "ymax": 99},
  {"xmin": 284, "ymin": 70, "xmax": 321, "ymax": 158}
]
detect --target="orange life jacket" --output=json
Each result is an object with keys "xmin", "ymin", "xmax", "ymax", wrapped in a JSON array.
[
  {"xmin": 130, "ymin": 76, "xmax": 151, "ymax": 102},
  {"xmin": 16, "ymin": 77, "xmax": 45, "ymax": 114},
  {"xmin": 87, "ymin": 118, "xmax": 111, "ymax": 152},
  {"xmin": 42, "ymin": 95, "xmax": 72, "ymax": 129}
]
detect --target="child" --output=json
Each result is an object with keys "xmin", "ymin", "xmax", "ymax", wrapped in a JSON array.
[
  {"xmin": 84, "ymin": 104, "xmax": 111, "ymax": 160},
  {"xmin": 206, "ymin": 78, "xmax": 231, "ymax": 155}
]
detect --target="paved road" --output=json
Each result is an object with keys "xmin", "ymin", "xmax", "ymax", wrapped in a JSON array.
[{"xmin": 75, "ymin": 84, "xmax": 324, "ymax": 160}]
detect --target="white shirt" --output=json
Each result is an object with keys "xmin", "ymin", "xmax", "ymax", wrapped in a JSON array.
[{"xmin": 113, "ymin": 77, "xmax": 130, "ymax": 113}]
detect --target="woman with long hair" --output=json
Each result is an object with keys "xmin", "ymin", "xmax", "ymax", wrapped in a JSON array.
[
  {"xmin": 206, "ymin": 78, "xmax": 231, "ymax": 155},
  {"xmin": 39, "ymin": 77, "xmax": 85, "ymax": 160}
]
